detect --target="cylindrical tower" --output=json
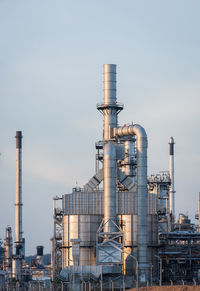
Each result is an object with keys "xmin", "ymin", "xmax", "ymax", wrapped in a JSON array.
[
  {"xmin": 101, "ymin": 65, "xmax": 123, "ymax": 229},
  {"xmin": 103, "ymin": 64, "xmax": 117, "ymax": 140},
  {"xmin": 13, "ymin": 131, "xmax": 23, "ymax": 280},
  {"xmin": 97, "ymin": 65, "xmax": 123, "ymax": 230},
  {"xmin": 97, "ymin": 64, "xmax": 123, "ymax": 141},
  {"xmin": 104, "ymin": 142, "xmax": 116, "ymax": 232},
  {"xmin": 15, "ymin": 131, "xmax": 23, "ymax": 247},
  {"xmin": 169, "ymin": 137, "xmax": 175, "ymax": 218}
]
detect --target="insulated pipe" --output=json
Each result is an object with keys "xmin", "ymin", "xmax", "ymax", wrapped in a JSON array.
[
  {"xmin": 103, "ymin": 64, "xmax": 118, "ymax": 140},
  {"xmin": 169, "ymin": 137, "xmax": 175, "ymax": 217},
  {"xmin": 114, "ymin": 124, "xmax": 148, "ymax": 281},
  {"xmin": 122, "ymin": 140, "xmax": 134, "ymax": 177},
  {"xmin": 104, "ymin": 142, "xmax": 117, "ymax": 232},
  {"xmin": 104, "ymin": 64, "xmax": 117, "ymax": 105},
  {"xmin": 15, "ymin": 131, "xmax": 23, "ymax": 247}
]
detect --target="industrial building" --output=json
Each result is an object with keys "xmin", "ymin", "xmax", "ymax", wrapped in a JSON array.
[
  {"xmin": 50, "ymin": 64, "xmax": 200, "ymax": 289},
  {"xmin": 0, "ymin": 64, "xmax": 199, "ymax": 290}
]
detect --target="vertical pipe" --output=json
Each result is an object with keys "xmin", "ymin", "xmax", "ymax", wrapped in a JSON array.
[
  {"xmin": 122, "ymin": 140, "xmax": 134, "ymax": 177},
  {"xmin": 169, "ymin": 137, "xmax": 175, "ymax": 217},
  {"xmin": 103, "ymin": 64, "xmax": 118, "ymax": 140},
  {"xmin": 104, "ymin": 64, "xmax": 117, "ymax": 105},
  {"xmin": 15, "ymin": 131, "xmax": 23, "ymax": 247},
  {"xmin": 160, "ymin": 258, "xmax": 162, "ymax": 286},
  {"xmin": 14, "ymin": 131, "xmax": 23, "ymax": 280},
  {"xmin": 114, "ymin": 125, "xmax": 148, "ymax": 283},
  {"xmin": 104, "ymin": 142, "xmax": 116, "ymax": 232},
  {"xmin": 103, "ymin": 65, "xmax": 118, "ymax": 230}
]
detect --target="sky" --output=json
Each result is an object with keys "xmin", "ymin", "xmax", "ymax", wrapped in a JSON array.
[{"xmin": 0, "ymin": 0, "xmax": 200, "ymax": 255}]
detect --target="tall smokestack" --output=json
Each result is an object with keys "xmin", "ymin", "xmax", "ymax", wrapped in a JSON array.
[
  {"xmin": 13, "ymin": 131, "xmax": 24, "ymax": 280},
  {"xmin": 102, "ymin": 65, "xmax": 123, "ymax": 231},
  {"xmin": 15, "ymin": 131, "xmax": 23, "ymax": 248},
  {"xmin": 169, "ymin": 137, "xmax": 175, "ymax": 218},
  {"xmin": 103, "ymin": 64, "xmax": 119, "ymax": 141}
]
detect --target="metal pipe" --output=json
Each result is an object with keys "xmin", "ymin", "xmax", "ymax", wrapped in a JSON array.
[
  {"xmin": 160, "ymin": 257, "xmax": 162, "ymax": 286},
  {"xmin": 102, "ymin": 65, "xmax": 120, "ymax": 232},
  {"xmin": 114, "ymin": 124, "xmax": 148, "ymax": 282},
  {"xmin": 104, "ymin": 64, "xmax": 117, "ymax": 105},
  {"xmin": 104, "ymin": 142, "xmax": 116, "ymax": 232},
  {"xmin": 169, "ymin": 137, "xmax": 175, "ymax": 217},
  {"xmin": 122, "ymin": 140, "xmax": 134, "ymax": 177},
  {"xmin": 103, "ymin": 64, "xmax": 118, "ymax": 140}
]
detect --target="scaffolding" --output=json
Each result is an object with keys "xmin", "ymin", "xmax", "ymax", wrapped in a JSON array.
[
  {"xmin": 51, "ymin": 196, "xmax": 63, "ymax": 281},
  {"xmin": 159, "ymin": 231, "xmax": 200, "ymax": 284}
]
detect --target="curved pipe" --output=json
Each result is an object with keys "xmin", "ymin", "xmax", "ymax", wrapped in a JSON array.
[{"xmin": 114, "ymin": 124, "xmax": 148, "ymax": 279}]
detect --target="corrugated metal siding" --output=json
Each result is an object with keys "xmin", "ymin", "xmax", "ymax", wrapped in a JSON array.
[{"xmin": 63, "ymin": 191, "xmax": 158, "ymax": 215}]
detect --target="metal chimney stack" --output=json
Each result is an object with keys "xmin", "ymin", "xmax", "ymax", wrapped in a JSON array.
[
  {"xmin": 169, "ymin": 137, "xmax": 175, "ymax": 218},
  {"xmin": 13, "ymin": 131, "xmax": 24, "ymax": 280},
  {"xmin": 15, "ymin": 131, "xmax": 23, "ymax": 249},
  {"xmin": 103, "ymin": 64, "xmax": 118, "ymax": 140}
]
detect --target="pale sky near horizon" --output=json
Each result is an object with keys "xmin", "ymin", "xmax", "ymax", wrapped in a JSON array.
[{"xmin": 0, "ymin": 0, "xmax": 200, "ymax": 255}]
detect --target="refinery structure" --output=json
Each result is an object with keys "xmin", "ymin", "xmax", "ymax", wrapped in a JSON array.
[
  {"xmin": 0, "ymin": 64, "xmax": 200, "ymax": 290},
  {"xmin": 50, "ymin": 64, "xmax": 200, "ymax": 289}
]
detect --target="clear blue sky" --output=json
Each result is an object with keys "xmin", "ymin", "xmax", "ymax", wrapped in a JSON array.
[{"xmin": 0, "ymin": 0, "xmax": 200, "ymax": 255}]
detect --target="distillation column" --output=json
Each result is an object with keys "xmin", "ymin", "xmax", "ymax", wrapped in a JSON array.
[{"xmin": 4, "ymin": 226, "xmax": 13, "ymax": 272}]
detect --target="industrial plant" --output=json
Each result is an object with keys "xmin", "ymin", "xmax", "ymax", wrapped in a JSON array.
[
  {"xmin": 50, "ymin": 64, "xmax": 200, "ymax": 290},
  {"xmin": 0, "ymin": 64, "xmax": 200, "ymax": 290}
]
